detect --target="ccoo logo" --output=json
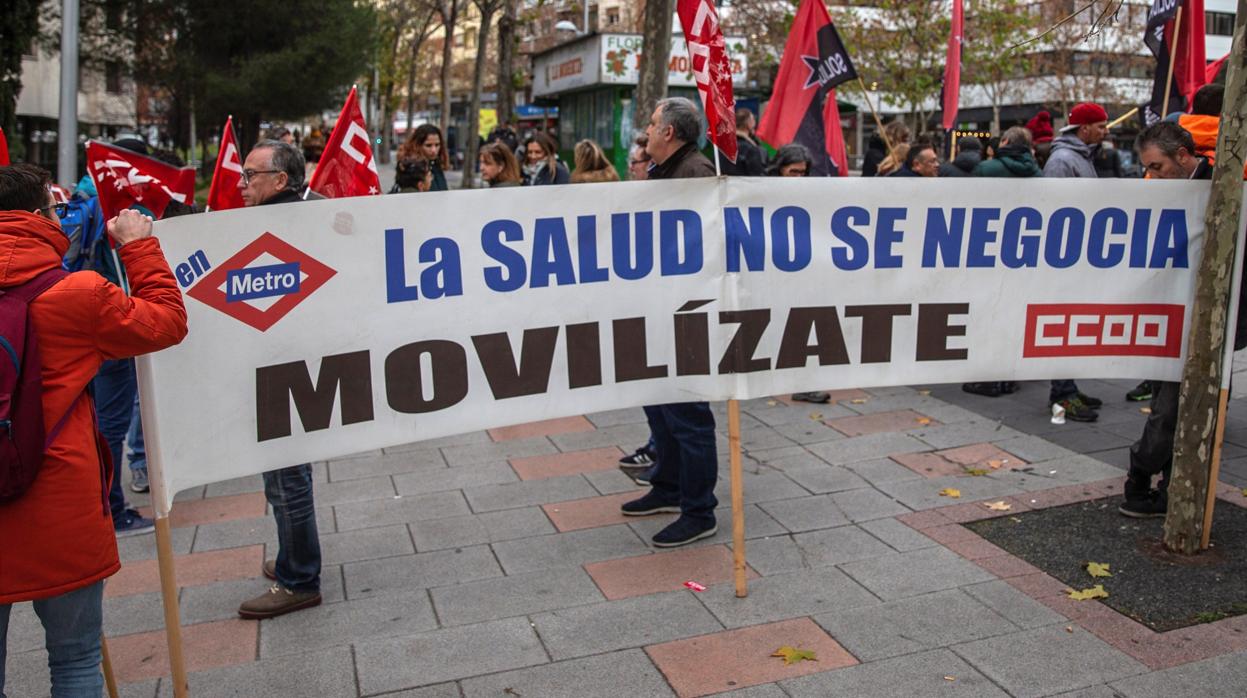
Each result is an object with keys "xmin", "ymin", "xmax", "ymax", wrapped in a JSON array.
[
  {"xmin": 1022, "ymin": 303, "xmax": 1184, "ymax": 359},
  {"xmin": 187, "ymin": 232, "xmax": 336, "ymax": 332}
]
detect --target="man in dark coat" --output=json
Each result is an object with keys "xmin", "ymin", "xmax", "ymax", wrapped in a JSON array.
[
  {"xmin": 620, "ymin": 97, "xmax": 718, "ymax": 548},
  {"xmin": 720, "ymin": 108, "xmax": 765, "ymax": 176},
  {"xmin": 938, "ymin": 136, "xmax": 982, "ymax": 177}
]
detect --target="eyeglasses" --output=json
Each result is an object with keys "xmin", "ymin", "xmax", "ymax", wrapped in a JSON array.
[
  {"xmin": 39, "ymin": 203, "xmax": 69, "ymax": 218},
  {"xmin": 241, "ymin": 169, "xmax": 282, "ymax": 185}
]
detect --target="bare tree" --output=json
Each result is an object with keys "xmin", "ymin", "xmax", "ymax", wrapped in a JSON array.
[
  {"xmin": 495, "ymin": 0, "xmax": 518, "ymax": 127},
  {"xmin": 403, "ymin": 2, "xmax": 440, "ymax": 137},
  {"xmin": 436, "ymin": 0, "xmax": 462, "ymax": 134},
  {"xmin": 964, "ymin": 0, "xmax": 1036, "ymax": 133},
  {"xmin": 463, "ymin": 0, "xmax": 504, "ymax": 188},
  {"xmin": 634, "ymin": 0, "xmax": 673, "ymax": 130}
]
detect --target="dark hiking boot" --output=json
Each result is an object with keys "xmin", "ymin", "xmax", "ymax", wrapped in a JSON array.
[
  {"xmin": 1126, "ymin": 381, "xmax": 1154, "ymax": 402},
  {"xmin": 1118, "ymin": 493, "xmax": 1167, "ymax": 518},
  {"xmin": 962, "ymin": 382, "xmax": 1002, "ymax": 397},
  {"xmin": 1053, "ymin": 397, "xmax": 1098, "ymax": 422},
  {"xmin": 791, "ymin": 391, "xmax": 831, "ymax": 404}
]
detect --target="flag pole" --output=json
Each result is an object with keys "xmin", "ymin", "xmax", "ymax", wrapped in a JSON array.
[
  {"xmin": 101, "ymin": 634, "xmax": 119, "ymax": 698},
  {"xmin": 856, "ymin": 77, "xmax": 892, "ymax": 153},
  {"xmin": 1107, "ymin": 107, "xmax": 1139, "ymax": 129},
  {"xmin": 1162, "ymin": 6, "xmax": 1184, "ymax": 120}
]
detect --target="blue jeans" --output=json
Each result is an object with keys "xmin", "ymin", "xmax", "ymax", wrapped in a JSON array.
[
  {"xmin": 1049, "ymin": 379, "xmax": 1080, "ymax": 403},
  {"xmin": 0, "ymin": 581, "xmax": 105, "ymax": 698},
  {"xmin": 125, "ymin": 394, "xmax": 145, "ymax": 473},
  {"xmin": 643, "ymin": 403, "xmax": 718, "ymax": 523},
  {"xmin": 92, "ymin": 359, "xmax": 135, "ymax": 521},
  {"xmin": 263, "ymin": 465, "xmax": 321, "ymax": 592}
]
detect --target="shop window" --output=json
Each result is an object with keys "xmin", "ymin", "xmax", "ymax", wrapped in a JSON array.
[{"xmin": 106, "ymin": 61, "xmax": 123, "ymax": 94}]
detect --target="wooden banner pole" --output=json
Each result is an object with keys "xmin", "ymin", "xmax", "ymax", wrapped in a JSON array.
[
  {"xmin": 728, "ymin": 399, "xmax": 747, "ymax": 597},
  {"xmin": 856, "ymin": 76, "xmax": 892, "ymax": 153},
  {"xmin": 101, "ymin": 634, "xmax": 119, "ymax": 698},
  {"xmin": 153, "ymin": 516, "xmax": 189, "ymax": 696},
  {"xmin": 1201, "ymin": 388, "xmax": 1231, "ymax": 549},
  {"xmin": 1107, "ymin": 107, "xmax": 1139, "ymax": 129}
]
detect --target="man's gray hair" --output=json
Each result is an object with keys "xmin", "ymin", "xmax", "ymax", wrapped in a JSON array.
[
  {"xmin": 253, "ymin": 139, "xmax": 306, "ymax": 190},
  {"xmin": 1135, "ymin": 121, "xmax": 1195, "ymax": 159},
  {"xmin": 656, "ymin": 97, "xmax": 704, "ymax": 145},
  {"xmin": 1001, "ymin": 126, "xmax": 1032, "ymax": 148}
]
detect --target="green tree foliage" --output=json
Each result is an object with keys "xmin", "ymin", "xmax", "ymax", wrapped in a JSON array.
[
  {"xmin": 963, "ymin": 0, "xmax": 1036, "ymax": 132},
  {"xmin": 1, "ymin": 0, "xmax": 41, "ymax": 141}
]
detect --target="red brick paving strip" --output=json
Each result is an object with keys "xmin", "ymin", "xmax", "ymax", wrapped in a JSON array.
[
  {"xmin": 891, "ymin": 443, "xmax": 1026, "ymax": 479},
  {"xmin": 108, "ymin": 619, "xmax": 257, "ymax": 684},
  {"xmin": 487, "ymin": 416, "xmax": 595, "ymax": 442},
  {"xmin": 105, "ymin": 545, "xmax": 264, "ymax": 598},
  {"xmin": 510, "ymin": 446, "xmax": 624, "ymax": 480},
  {"xmin": 584, "ymin": 545, "xmax": 759, "ymax": 600},
  {"xmin": 542, "ymin": 492, "xmax": 648, "ymax": 532},
  {"xmin": 645, "ymin": 617, "xmax": 858, "ymax": 697},
  {"xmin": 139, "ymin": 492, "xmax": 267, "ymax": 528},
  {"xmin": 825, "ymin": 410, "xmax": 937, "ymax": 437}
]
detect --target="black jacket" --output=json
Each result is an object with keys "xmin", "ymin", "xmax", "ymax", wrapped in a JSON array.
[
  {"xmin": 720, "ymin": 136, "xmax": 765, "ymax": 176},
  {"xmin": 861, "ymin": 135, "xmax": 887, "ymax": 177},
  {"xmin": 938, "ymin": 150, "xmax": 982, "ymax": 178}
]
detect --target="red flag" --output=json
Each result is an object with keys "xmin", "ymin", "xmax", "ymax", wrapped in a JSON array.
[
  {"xmin": 756, "ymin": 0, "xmax": 857, "ymax": 176},
  {"xmin": 942, "ymin": 0, "xmax": 964, "ymax": 131},
  {"xmin": 676, "ymin": 0, "xmax": 738, "ymax": 163},
  {"xmin": 85, "ymin": 141, "xmax": 195, "ymax": 220},
  {"xmin": 1144, "ymin": 0, "xmax": 1208, "ymax": 123},
  {"xmin": 308, "ymin": 87, "xmax": 381, "ymax": 198},
  {"xmin": 1172, "ymin": 0, "xmax": 1207, "ymax": 105},
  {"xmin": 1206, "ymin": 52, "xmax": 1228, "ymax": 84},
  {"xmin": 207, "ymin": 116, "xmax": 245, "ymax": 211},
  {"xmin": 0, "ymin": 127, "xmax": 9, "ymax": 166}
]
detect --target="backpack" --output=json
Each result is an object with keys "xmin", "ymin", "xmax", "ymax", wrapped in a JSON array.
[
  {"xmin": 58, "ymin": 195, "xmax": 115, "ymax": 282},
  {"xmin": 0, "ymin": 268, "xmax": 71, "ymax": 502}
]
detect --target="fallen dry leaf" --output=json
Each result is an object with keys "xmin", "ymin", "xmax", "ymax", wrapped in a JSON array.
[
  {"xmin": 984, "ymin": 501, "xmax": 1012, "ymax": 511},
  {"xmin": 918, "ymin": 389, "xmax": 931, "ymax": 396},
  {"xmin": 766, "ymin": 400, "xmax": 778, "ymax": 407},
  {"xmin": 808, "ymin": 412, "xmax": 823, "ymax": 420},
  {"xmin": 939, "ymin": 488, "xmax": 962, "ymax": 498},
  {"xmin": 1065, "ymin": 585, "xmax": 1109, "ymax": 601},
  {"xmin": 850, "ymin": 398, "xmax": 869, "ymax": 404},
  {"xmin": 987, "ymin": 459, "xmax": 1005, "ymax": 469},
  {"xmin": 916, "ymin": 417, "xmax": 932, "ymax": 425},
  {"xmin": 771, "ymin": 646, "xmax": 818, "ymax": 665},
  {"xmin": 964, "ymin": 468, "xmax": 989, "ymax": 476},
  {"xmin": 943, "ymin": 676, "xmax": 956, "ymax": 682},
  {"xmin": 1140, "ymin": 407, "xmax": 1152, "ymax": 414},
  {"xmin": 1085, "ymin": 562, "xmax": 1113, "ymax": 578}
]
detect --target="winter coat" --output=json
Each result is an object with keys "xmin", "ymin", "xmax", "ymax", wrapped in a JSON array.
[
  {"xmin": 860, "ymin": 135, "xmax": 887, "ymax": 177},
  {"xmin": 1042, "ymin": 133, "xmax": 1098, "ymax": 178},
  {"xmin": 973, "ymin": 144, "xmax": 1042, "ymax": 178},
  {"xmin": 720, "ymin": 136, "xmax": 765, "ymax": 176},
  {"xmin": 0, "ymin": 212, "xmax": 187, "ymax": 604},
  {"xmin": 938, "ymin": 150, "xmax": 982, "ymax": 178},
  {"xmin": 522, "ymin": 160, "xmax": 571, "ymax": 186},
  {"xmin": 648, "ymin": 142, "xmax": 716, "ymax": 180},
  {"xmin": 429, "ymin": 162, "xmax": 448, "ymax": 192}
]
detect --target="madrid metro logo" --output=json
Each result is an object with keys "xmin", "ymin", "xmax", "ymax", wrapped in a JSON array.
[{"xmin": 187, "ymin": 232, "xmax": 336, "ymax": 332}]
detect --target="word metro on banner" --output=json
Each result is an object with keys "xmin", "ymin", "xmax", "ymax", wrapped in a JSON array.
[{"xmin": 138, "ymin": 178, "xmax": 1219, "ymax": 511}]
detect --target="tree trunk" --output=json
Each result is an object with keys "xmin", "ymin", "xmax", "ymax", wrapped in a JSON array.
[
  {"xmin": 438, "ymin": 0, "xmax": 459, "ymax": 137},
  {"xmin": 496, "ymin": 0, "xmax": 518, "ymax": 127},
  {"xmin": 462, "ymin": 1, "xmax": 498, "ymax": 189},
  {"xmin": 1164, "ymin": 0, "xmax": 1247, "ymax": 554},
  {"xmin": 379, "ymin": 26, "xmax": 404, "ymax": 165},
  {"xmin": 633, "ymin": 0, "xmax": 672, "ymax": 130},
  {"xmin": 992, "ymin": 103, "xmax": 1000, "ymax": 135},
  {"xmin": 405, "ymin": 11, "xmax": 434, "ymax": 137}
]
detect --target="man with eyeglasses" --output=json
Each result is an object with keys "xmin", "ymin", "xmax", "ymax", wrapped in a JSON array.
[{"xmin": 234, "ymin": 140, "xmax": 326, "ymax": 620}]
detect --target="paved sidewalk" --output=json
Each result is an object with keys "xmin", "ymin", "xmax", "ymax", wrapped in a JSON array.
[{"xmin": 7, "ymin": 369, "xmax": 1247, "ymax": 696}]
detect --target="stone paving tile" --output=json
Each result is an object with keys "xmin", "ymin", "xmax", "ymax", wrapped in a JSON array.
[
  {"xmin": 826, "ymin": 409, "xmax": 937, "ymax": 437},
  {"xmin": 749, "ymin": 402, "xmax": 855, "ymax": 426},
  {"xmin": 713, "ymin": 469, "xmax": 811, "ymax": 504},
  {"xmin": 953, "ymin": 626, "xmax": 1148, "ymax": 698},
  {"xmin": 491, "ymin": 524, "xmax": 650, "ymax": 574},
  {"xmin": 385, "ymin": 430, "xmax": 494, "ymax": 451},
  {"xmin": 584, "ymin": 407, "xmax": 651, "ymax": 427},
  {"xmin": 377, "ymin": 684, "xmax": 462, "ymax": 698},
  {"xmin": 326, "ymin": 447, "xmax": 446, "ymax": 481},
  {"xmin": 626, "ymin": 504, "xmax": 787, "ymax": 548},
  {"xmin": 747, "ymin": 446, "xmax": 828, "ymax": 469},
  {"xmin": 161, "ymin": 646, "xmax": 356, "ymax": 698},
  {"xmin": 839, "ymin": 546, "xmax": 995, "ymax": 600},
  {"xmin": 390, "ymin": 461, "xmax": 519, "ymax": 496},
  {"xmin": 647, "ymin": 617, "xmax": 857, "ymax": 697},
  {"xmin": 334, "ymin": 489, "xmax": 471, "ymax": 531},
  {"xmin": 547, "ymin": 423, "xmax": 652, "ymax": 452},
  {"xmin": 1049, "ymin": 687, "xmax": 1124, "ymax": 698},
  {"xmin": 175, "ymin": 569, "xmax": 345, "ymax": 626},
  {"xmin": 259, "ymin": 588, "xmax": 437, "ymax": 658},
  {"xmin": 782, "ymin": 648, "xmax": 1009, "ymax": 697},
  {"xmin": 583, "ymin": 466, "xmax": 645, "ymax": 495},
  {"xmin": 843, "ymin": 457, "xmax": 926, "ymax": 486},
  {"xmin": 991, "ymin": 434, "xmax": 1079, "ymax": 463},
  {"xmin": 697, "ymin": 566, "xmax": 880, "ymax": 629},
  {"xmin": 770, "ymin": 419, "xmax": 848, "ymax": 445},
  {"xmin": 190, "ymin": 515, "xmax": 275, "ymax": 553},
  {"xmin": 828, "ymin": 487, "xmax": 912, "ymax": 522},
  {"xmin": 777, "ymin": 464, "xmax": 872, "ymax": 494},
  {"xmin": 106, "ymin": 546, "xmax": 264, "ymax": 598},
  {"xmin": 708, "ymin": 684, "xmax": 790, "ymax": 698},
  {"xmin": 409, "ymin": 506, "xmax": 555, "ymax": 552},
  {"xmin": 345, "ymin": 545, "xmax": 503, "ymax": 598},
  {"xmin": 737, "ymin": 536, "xmax": 812, "ymax": 576},
  {"xmin": 813, "ymin": 588, "xmax": 1018, "ymax": 661},
  {"xmin": 441, "ymin": 436, "xmax": 559, "ymax": 467},
  {"xmin": 139, "ymin": 492, "xmax": 266, "ymax": 529},
  {"xmin": 3, "ymin": 649, "xmax": 160, "ymax": 698},
  {"xmin": 102, "ymin": 591, "xmax": 168, "ymax": 638},
  {"xmin": 912, "ymin": 419, "xmax": 1023, "ymax": 450},
  {"xmin": 857, "ymin": 517, "xmax": 941, "ymax": 552},
  {"xmin": 461, "ymin": 649, "xmax": 674, "ymax": 698},
  {"xmin": 510, "ymin": 446, "xmax": 624, "ymax": 480},
  {"xmin": 584, "ymin": 545, "xmax": 758, "ymax": 600},
  {"xmin": 489, "ymin": 415, "xmax": 595, "ymax": 441},
  {"xmin": 308, "ymin": 474, "xmax": 396, "ymax": 507},
  {"xmin": 543, "ymin": 491, "xmax": 648, "ymax": 532},
  {"xmin": 806, "ymin": 432, "xmax": 931, "ymax": 465},
  {"xmin": 431, "ymin": 567, "xmax": 605, "ymax": 626},
  {"xmin": 758, "ymin": 494, "xmax": 851, "ymax": 532},
  {"xmin": 789, "ymin": 525, "xmax": 897, "ymax": 568},
  {"xmin": 355, "ymin": 618, "xmax": 548, "ymax": 694},
  {"xmin": 116, "ymin": 525, "xmax": 194, "ymax": 562},
  {"xmin": 876, "ymin": 473, "xmax": 1024, "ymax": 510},
  {"xmin": 319, "ymin": 523, "xmax": 415, "ymax": 566},
  {"xmin": 108, "ymin": 618, "xmax": 257, "ymax": 683},
  {"xmin": 1110, "ymin": 650, "xmax": 1247, "ymax": 697},
  {"xmin": 531, "ymin": 590, "xmax": 724, "ymax": 660},
  {"xmin": 464, "ymin": 474, "xmax": 600, "ymax": 512}
]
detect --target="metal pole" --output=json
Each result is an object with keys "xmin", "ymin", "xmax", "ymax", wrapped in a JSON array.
[
  {"xmin": 57, "ymin": 0, "xmax": 80, "ymax": 187},
  {"xmin": 584, "ymin": 0, "xmax": 590, "ymax": 33}
]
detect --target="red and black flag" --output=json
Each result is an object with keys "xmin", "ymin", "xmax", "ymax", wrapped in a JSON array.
[
  {"xmin": 1143, "ymin": 0, "xmax": 1206, "ymax": 125},
  {"xmin": 756, "ymin": 0, "xmax": 856, "ymax": 176}
]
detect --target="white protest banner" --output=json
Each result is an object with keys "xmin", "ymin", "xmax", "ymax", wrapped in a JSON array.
[{"xmin": 139, "ymin": 178, "xmax": 1214, "ymax": 512}]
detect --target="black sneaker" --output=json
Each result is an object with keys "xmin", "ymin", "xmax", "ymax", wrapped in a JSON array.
[
  {"xmin": 1053, "ymin": 397, "xmax": 1098, "ymax": 422},
  {"xmin": 618, "ymin": 463, "xmax": 654, "ymax": 485},
  {"xmin": 620, "ymin": 445, "xmax": 656, "ymax": 466},
  {"xmin": 1075, "ymin": 392, "xmax": 1103, "ymax": 409},
  {"xmin": 791, "ymin": 391, "xmax": 831, "ymax": 404},
  {"xmin": 621, "ymin": 491, "xmax": 681, "ymax": 516},
  {"xmin": 652, "ymin": 516, "xmax": 717, "ymax": 547},
  {"xmin": 1000, "ymin": 382, "xmax": 1020, "ymax": 394},
  {"xmin": 962, "ymin": 382, "xmax": 1002, "ymax": 397},
  {"xmin": 1126, "ymin": 381, "xmax": 1153, "ymax": 402},
  {"xmin": 1118, "ymin": 493, "xmax": 1167, "ymax": 518}
]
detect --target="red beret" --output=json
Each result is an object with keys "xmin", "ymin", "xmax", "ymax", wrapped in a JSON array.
[{"xmin": 1068, "ymin": 102, "xmax": 1108, "ymax": 126}]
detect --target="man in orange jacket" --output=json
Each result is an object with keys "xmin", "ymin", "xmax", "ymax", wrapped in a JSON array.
[{"xmin": 0, "ymin": 164, "xmax": 188, "ymax": 695}]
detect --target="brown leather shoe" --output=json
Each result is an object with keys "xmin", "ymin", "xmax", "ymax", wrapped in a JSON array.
[
  {"xmin": 261, "ymin": 559, "xmax": 277, "ymax": 581},
  {"xmin": 238, "ymin": 584, "xmax": 321, "ymax": 620}
]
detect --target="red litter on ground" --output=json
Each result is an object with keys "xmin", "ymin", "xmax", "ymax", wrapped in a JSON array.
[{"xmin": 684, "ymin": 581, "xmax": 707, "ymax": 592}]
